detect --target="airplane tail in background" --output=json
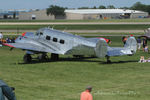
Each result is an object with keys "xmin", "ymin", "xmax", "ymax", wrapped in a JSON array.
[
  {"xmin": 95, "ymin": 39, "xmax": 108, "ymax": 58},
  {"xmin": 124, "ymin": 36, "xmax": 137, "ymax": 54}
]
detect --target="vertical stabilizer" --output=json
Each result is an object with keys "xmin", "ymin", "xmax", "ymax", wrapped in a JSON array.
[
  {"xmin": 124, "ymin": 36, "xmax": 137, "ymax": 54},
  {"xmin": 95, "ymin": 39, "xmax": 108, "ymax": 58}
]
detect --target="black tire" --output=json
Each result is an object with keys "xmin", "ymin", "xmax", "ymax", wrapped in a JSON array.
[
  {"xmin": 23, "ymin": 54, "xmax": 32, "ymax": 63},
  {"xmin": 38, "ymin": 54, "xmax": 47, "ymax": 61},
  {"xmin": 51, "ymin": 53, "xmax": 59, "ymax": 61}
]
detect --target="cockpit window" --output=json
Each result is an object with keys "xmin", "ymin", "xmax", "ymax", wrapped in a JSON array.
[
  {"xmin": 40, "ymin": 32, "xmax": 43, "ymax": 35},
  {"xmin": 46, "ymin": 36, "xmax": 51, "ymax": 40}
]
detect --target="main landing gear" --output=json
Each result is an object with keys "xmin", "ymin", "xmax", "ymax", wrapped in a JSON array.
[
  {"xmin": 23, "ymin": 54, "xmax": 32, "ymax": 63},
  {"xmin": 51, "ymin": 53, "xmax": 59, "ymax": 61},
  {"xmin": 38, "ymin": 53, "xmax": 48, "ymax": 61},
  {"xmin": 23, "ymin": 53, "xmax": 59, "ymax": 63}
]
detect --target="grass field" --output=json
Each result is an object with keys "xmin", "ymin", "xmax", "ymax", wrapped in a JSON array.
[
  {"xmin": 0, "ymin": 35, "xmax": 150, "ymax": 100},
  {"xmin": 1, "ymin": 18, "xmax": 150, "ymax": 22},
  {"xmin": 0, "ymin": 24, "xmax": 150, "ymax": 30}
]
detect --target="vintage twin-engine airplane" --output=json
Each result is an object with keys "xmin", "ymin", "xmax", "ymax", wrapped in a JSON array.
[{"xmin": 3, "ymin": 27, "xmax": 137, "ymax": 63}]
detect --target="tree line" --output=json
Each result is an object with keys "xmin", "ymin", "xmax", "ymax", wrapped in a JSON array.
[{"xmin": 47, "ymin": 2, "xmax": 150, "ymax": 18}]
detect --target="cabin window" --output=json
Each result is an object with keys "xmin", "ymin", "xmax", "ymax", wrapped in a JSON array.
[
  {"xmin": 40, "ymin": 32, "xmax": 43, "ymax": 35},
  {"xmin": 53, "ymin": 38, "xmax": 57, "ymax": 42},
  {"xmin": 46, "ymin": 36, "xmax": 51, "ymax": 40},
  {"xmin": 60, "ymin": 39, "xmax": 65, "ymax": 44}
]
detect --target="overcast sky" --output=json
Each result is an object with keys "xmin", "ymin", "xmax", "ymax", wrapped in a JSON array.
[{"xmin": 0, "ymin": 0, "xmax": 150, "ymax": 10}]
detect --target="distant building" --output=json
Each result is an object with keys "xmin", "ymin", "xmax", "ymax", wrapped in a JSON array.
[
  {"xmin": 18, "ymin": 9, "xmax": 55, "ymax": 20},
  {"xmin": 1, "ymin": 8, "xmax": 147, "ymax": 20},
  {"xmin": 0, "ymin": 9, "xmax": 20, "ymax": 19},
  {"xmin": 65, "ymin": 9, "xmax": 149, "ymax": 20}
]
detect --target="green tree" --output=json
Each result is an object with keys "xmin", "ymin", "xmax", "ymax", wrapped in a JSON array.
[
  {"xmin": 130, "ymin": 2, "xmax": 146, "ymax": 11},
  {"xmin": 92, "ymin": 6, "xmax": 97, "ymax": 9},
  {"xmin": 120, "ymin": 7, "xmax": 129, "ymax": 9},
  {"xmin": 78, "ymin": 7, "xmax": 89, "ymax": 9},
  {"xmin": 130, "ymin": 2, "xmax": 150, "ymax": 14},
  {"xmin": 146, "ymin": 5, "xmax": 150, "ymax": 14},
  {"xmin": 47, "ymin": 5, "xmax": 65, "ymax": 18},
  {"xmin": 99, "ymin": 5, "xmax": 106, "ymax": 9},
  {"xmin": 107, "ymin": 5, "xmax": 115, "ymax": 9}
]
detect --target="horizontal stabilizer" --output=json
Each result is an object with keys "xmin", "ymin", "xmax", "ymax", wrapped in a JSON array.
[{"xmin": 107, "ymin": 36, "xmax": 137, "ymax": 56}]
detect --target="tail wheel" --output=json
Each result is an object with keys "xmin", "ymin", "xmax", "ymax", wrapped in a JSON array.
[
  {"xmin": 106, "ymin": 55, "xmax": 111, "ymax": 63},
  {"xmin": 23, "ymin": 54, "xmax": 32, "ymax": 63}
]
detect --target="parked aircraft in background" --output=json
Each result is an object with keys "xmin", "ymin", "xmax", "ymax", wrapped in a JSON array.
[{"xmin": 3, "ymin": 27, "xmax": 137, "ymax": 63}]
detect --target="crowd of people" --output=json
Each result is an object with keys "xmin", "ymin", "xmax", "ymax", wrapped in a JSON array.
[
  {"xmin": 137, "ymin": 37, "xmax": 149, "ymax": 52},
  {"xmin": 0, "ymin": 32, "xmax": 15, "ymax": 45},
  {"xmin": 139, "ymin": 56, "xmax": 150, "ymax": 63},
  {"xmin": 122, "ymin": 35, "xmax": 149, "ymax": 63},
  {"xmin": 122, "ymin": 35, "xmax": 149, "ymax": 53}
]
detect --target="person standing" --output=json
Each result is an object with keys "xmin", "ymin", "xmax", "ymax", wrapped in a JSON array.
[
  {"xmin": 122, "ymin": 36, "xmax": 128, "ymax": 46},
  {"xmin": 142, "ymin": 37, "xmax": 147, "ymax": 52},
  {"xmin": 80, "ymin": 86, "xmax": 93, "ymax": 100},
  {"xmin": 0, "ymin": 32, "xmax": 3, "ymax": 39},
  {"xmin": 0, "ymin": 32, "xmax": 3, "ymax": 45},
  {"xmin": 137, "ymin": 37, "xmax": 142, "ymax": 50}
]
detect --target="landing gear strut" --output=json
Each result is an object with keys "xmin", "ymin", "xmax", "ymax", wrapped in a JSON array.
[
  {"xmin": 106, "ymin": 55, "xmax": 111, "ymax": 63},
  {"xmin": 23, "ymin": 54, "xmax": 32, "ymax": 63},
  {"xmin": 38, "ymin": 53, "xmax": 48, "ymax": 61},
  {"xmin": 51, "ymin": 53, "xmax": 59, "ymax": 61}
]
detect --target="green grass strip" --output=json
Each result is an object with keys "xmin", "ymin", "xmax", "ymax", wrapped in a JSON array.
[{"xmin": 0, "ymin": 24, "xmax": 149, "ymax": 30}]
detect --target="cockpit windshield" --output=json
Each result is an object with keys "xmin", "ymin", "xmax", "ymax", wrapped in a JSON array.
[{"xmin": 36, "ymin": 28, "xmax": 45, "ymax": 36}]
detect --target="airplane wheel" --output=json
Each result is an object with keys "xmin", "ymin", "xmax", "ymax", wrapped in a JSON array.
[
  {"xmin": 23, "ymin": 54, "xmax": 32, "ymax": 63},
  {"xmin": 51, "ymin": 53, "xmax": 59, "ymax": 60},
  {"xmin": 38, "ymin": 54, "xmax": 47, "ymax": 61}
]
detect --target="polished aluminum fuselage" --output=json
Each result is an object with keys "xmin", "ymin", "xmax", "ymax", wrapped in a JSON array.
[
  {"xmin": 13, "ymin": 28, "xmax": 136, "ymax": 58},
  {"xmin": 16, "ymin": 28, "xmax": 97, "ymax": 56}
]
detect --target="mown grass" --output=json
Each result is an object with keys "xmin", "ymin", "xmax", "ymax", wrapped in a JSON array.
[
  {"xmin": 0, "ymin": 24, "xmax": 150, "ymax": 30},
  {"xmin": 0, "ymin": 35, "xmax": 150, "ymax": 100},
  {"xmin": 1, "ymin": 18, "xmax": 150, "ymax": 22}
]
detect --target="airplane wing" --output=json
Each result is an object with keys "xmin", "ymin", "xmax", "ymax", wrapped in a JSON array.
[{"xmin": 3, "ymin": 43, "xmax": 59, "ymax": 54}]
